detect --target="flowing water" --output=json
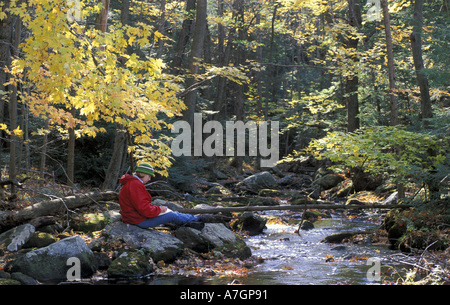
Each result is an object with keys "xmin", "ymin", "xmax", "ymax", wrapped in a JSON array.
[
  {"xmin": 233, "ymin": 216, "xmax": 391, "ymax": 285},
  {"xmin": 136, "ymin": 211, "xmax": 406, "ymax": 285}
]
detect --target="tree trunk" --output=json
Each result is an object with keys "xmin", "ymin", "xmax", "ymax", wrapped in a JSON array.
[
  {"xmin": 8, "ymin": 16, "xmax": 22, "ymax": 195},
  {"xmin": 266, "ymin": 3, "xmax": 279, "ymax": 118},
  {"xmin": 256, "ymin": 13, "xmax": 263, "ymax": 120},
  {"xmin": 410, "ymin": 0, "xmax": 433, "ymax": 120},
  {"xmin": 95, "ymin": 0, "xmax": 110, "ymax": 32},
  {"xmin": 102, "ymin": 129, "xmax": 128, "ymax": 190},
  {"xmin": 442, "ymin": 0, "xmax": 450, "ymax": 12},
  {"xmin": 0, "ymin": 0, "xmax": 13, "ymax": 167},
  {"xmin": 381, "ymin": 0, "xmax": 404, "ymax": 198},
  {"xmin": 231, "ymin": 0, "xmax": 246, "ymax": 173},
  {"xmin": 182, "ymin": 0, "xmax": 207, "ymax": 128},
  {"xmin": 101, "ymin": 0, "xmax": 131, "ymax": 191},
  {"xmin": 40, "ymin": 119, "xmax": 49, "ymax": 182},
  {"xmin": 381, "ymin": 0, "xmax": 398, "ymax": 126},
  {"xmin": 172, "ymin": 0, "xmax": 196, "ymax": 75},
  {"xmin": 67, "ymin": 121, "xmax": 75, "ymax": 189},
  {"xmin": 213, "ymin": 0, "xmax": 233, "ymax": 120},
  {"xmin": 346, "ymin": 75, "xmax": 360, "ymax": 132},
  {"xmin": 156, "ymin": 0, "xmax": 167, "ymax": 59},
  {"xmin": 345, "ymin": 0, "xmax": 361, "ymax": 132},
  {"xmin": 120, "ymin": 0, "xmax": 130, "ymax": 26},
  {"xmin": 0, "ymin": 191, "xmax": 118, "ymax": 233}
]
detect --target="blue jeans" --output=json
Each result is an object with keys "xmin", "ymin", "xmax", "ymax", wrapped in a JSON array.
[{"xmin": 136, "ymin": 211, "xmax": 199, "ymax": 228}]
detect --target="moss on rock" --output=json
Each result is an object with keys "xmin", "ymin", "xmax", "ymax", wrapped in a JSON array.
[
  {"xmin": 107, "ymin": 250, "xmax": 154, "ymax": 279},
  {"xmin": 0, "ymin": 278, "xmax": 21, "ymax": 285},
  {"xmin": 23, "ymin": 232, "xmax": 57, "ymax": 248},
  {"xmin": 71, "ymin": 213, "xmax": 109, "ymax": 233}
]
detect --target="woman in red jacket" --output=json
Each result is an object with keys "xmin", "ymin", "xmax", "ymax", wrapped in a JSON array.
[{"xmin": 118, "ymin": 162, "xmax": 203, "ymax": 229}]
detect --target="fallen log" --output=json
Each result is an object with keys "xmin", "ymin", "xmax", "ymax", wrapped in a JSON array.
[
  {"xmin": 173, "ymin": 203, "xmax": 414, "ymax": 214},
  {"xmin": 0, "ymin": 191, "xmax": 118, "ymax": 233}
]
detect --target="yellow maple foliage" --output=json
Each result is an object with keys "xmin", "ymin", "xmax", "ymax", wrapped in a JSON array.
[{"xmin": 6, "ymin": 0, "xmax": 186, "ymax": 176}]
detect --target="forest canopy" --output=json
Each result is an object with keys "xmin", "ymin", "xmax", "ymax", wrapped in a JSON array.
[{"xmin": 0, "ymin": 0, "xmax": 448, "ymax": 198}]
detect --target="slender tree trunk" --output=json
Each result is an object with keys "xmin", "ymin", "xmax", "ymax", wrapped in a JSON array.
[
  {"xmin": 102, "ymin": 0, "xmax": 129, "ymax": 190},
  {"xmin": 234, "ymin": 0, "xmax": 245, "ymax": 123},
  {"xmin": 213, "ymin": 0, "xmax": 227, "ymax": 119},
  {"xmin": 156, "ymin": 0, "xmax": 166, "ymax": 58},
  {"xmin": 182, "ymin": 0, "xmax": 207, "ymax": 128},
  {"xmin": 0, "ymin": 1, "xmax": 13, "ymax": 169},
  {"xmin": 8, "ymin": 90, "xmax": 17, "ymax": 195},
  {"xmin": 172, "ymin": 0, "xmax": 196, "ymax": 75},
  {"xmin": 8, "ymin": 17, "xmax": 21, "ymax": 195},
  {"xmin": 256, "ymin": 13, "xmax": 263, "ymax": 120},
  {"xmin": 214, "ymin": 0, "xmax": 234, "ymax": 120},
  {"xmin": 410, "ymin": 0, "xmax": 433, "ymax": 120},
  {"xmin": 345, "ymin": 0, "xmax": 361, "ymax": 132},
  {"xmin": 231, "ymin": 0, "xmax": 246, "ymax": 173},
  {"xmin": 381, "ymin": 0, "xmax": 404, "ymax": 198},
  {"xmin": 40, "ymin": 119, "xmax": 49, "ymax": 182},
  {"xmin": 102, "ymin": 129, "xmax": 128, "ymax": 190},
  {"xmin": 67, "ymin": 109, "xmax": 75, "ymax": 189},
  {"xmin": 442, "ymin": 0, "xmax": 450, "ymax": 12},
  {"xmin": 96, "ymin": 0, "xmax": 110, "ymax": 32},
  {"xmin": 381, "ymin": 0, "xmax": 398, "ymax": 126},
  {"xmin": 266, "ymin": 2, "xmax": 279, "ymax": 119},
  {"xmin": 67, "ymin": 132, "xmax": 75, "ymax": 189},
  {"xmin": 120, "ymin": 0, "xmax": 130, "ymax": 26}
]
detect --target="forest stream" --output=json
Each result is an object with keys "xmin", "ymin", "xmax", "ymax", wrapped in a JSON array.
[{"xmin": 99, "ymin": 209, "xmax": 406, "ymax": 285}]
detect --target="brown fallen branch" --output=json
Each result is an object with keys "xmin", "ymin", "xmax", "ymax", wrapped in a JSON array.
[
  {"xmin": 173, "ymin": 203, "xmax": 414, "ymax": 214},
  {"xmin": 0, "ymin": 177, "xmax": 30, "ymax": 188},
  {"xmin": 387, "ymin": 241, "xmax": 450, "ymax": 284},
  {"xmin": 0, "ymin": 191, "xmax": 118, "ymax": 233}
]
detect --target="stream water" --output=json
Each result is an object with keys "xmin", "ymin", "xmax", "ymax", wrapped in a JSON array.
[{"xmin": 130, "ymin": 210, "xmax": 406, "ymax": 285}]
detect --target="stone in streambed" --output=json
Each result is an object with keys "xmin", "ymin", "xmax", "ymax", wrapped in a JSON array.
[
  {"xmin": 175, "ymin": 223, "xmax": 252, "ymax": 259},
  {"xmin": 7, "ymin": 236, "xmax": 98, "ymax": 282}
]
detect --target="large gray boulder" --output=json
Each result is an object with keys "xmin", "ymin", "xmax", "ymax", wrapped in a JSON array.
[
  {"xmin": 313, "ymin": 173, "xmax": 345, "ymax": 190},
  {"xmin": 238, "ymin": 171, "xmax": 277, "ymax": 191},
  {"xmin": 101, "ymin": 222, "xmax": 184, "ymax": 262},
  {"xmin": 8, "ymin": 236, "xmax": 97, "ymax": 282}
]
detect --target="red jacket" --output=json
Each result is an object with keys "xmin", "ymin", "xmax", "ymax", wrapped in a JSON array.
[{"xmin": 118, "ymin": 174, "xmax": 161, "ymax": 224}]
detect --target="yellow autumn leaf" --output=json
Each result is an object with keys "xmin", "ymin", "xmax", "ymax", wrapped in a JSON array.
[
  {"xmin": 12, "ymin": 127, "xmax": 24, "ymax": 138},
  {"xmin": 154, "ymin": 30, "xmax": 163, "ymax": 42}
]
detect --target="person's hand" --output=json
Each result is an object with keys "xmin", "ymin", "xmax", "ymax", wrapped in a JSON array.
[{"xmin": 159, "ymin": 206, "xmax": 168, "ymax": 213}]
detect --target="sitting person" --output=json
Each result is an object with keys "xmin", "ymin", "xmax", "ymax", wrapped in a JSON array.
[{"xmin": 118, "ymin": 162, "xmax": 208, "ymax": 229}]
